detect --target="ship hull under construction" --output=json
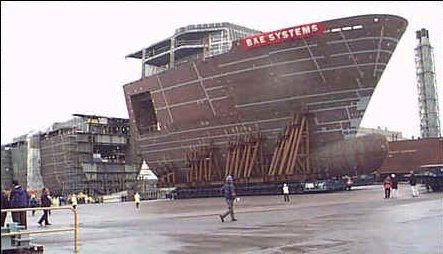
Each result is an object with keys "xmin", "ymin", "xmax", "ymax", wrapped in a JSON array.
[{"xmin": 124, "ymin": 14, "xmax": 408, "ymax": 185}]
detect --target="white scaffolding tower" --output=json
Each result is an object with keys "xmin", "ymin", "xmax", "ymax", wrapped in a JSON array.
[{"xmin": 414, "ymin": 28, "xmax": 441, "ymax": 138}]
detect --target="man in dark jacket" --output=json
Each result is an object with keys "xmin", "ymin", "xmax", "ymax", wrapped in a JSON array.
[
  {"xmin": 38, "ymin": 188, "xmax": 52, "ymax": 226},
  {"xmin": 1, "ymin": 189, "xmax": 10, "ymax": 227},
  {"xmin": 219, "ymin": 175, "xmax": 237, "ymax": 222},
  {"xmin": 10, "ymin": 180, "xmax": 28, "ymax": 229}
]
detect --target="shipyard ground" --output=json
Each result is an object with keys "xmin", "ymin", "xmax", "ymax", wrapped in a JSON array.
[{"xmin": 19, "ymin": 184, "xmax": 442, "ymax": 253}]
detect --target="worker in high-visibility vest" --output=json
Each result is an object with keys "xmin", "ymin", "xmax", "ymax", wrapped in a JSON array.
[
  {"xmin": 71, "ymin": 194, "xmax": 78, "ymax": 209},
  {"xmin": 134, "ymin": 192, "xmax": 141, "ymax": 210},
  {"xmin": 282, "ymin": 183, "xmax": 290, "ymax": 202}
]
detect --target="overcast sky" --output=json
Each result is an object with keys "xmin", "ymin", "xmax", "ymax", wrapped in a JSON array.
[{"xmin": 1, "ymin": 1, "xmax": 442, "ymax": 145}]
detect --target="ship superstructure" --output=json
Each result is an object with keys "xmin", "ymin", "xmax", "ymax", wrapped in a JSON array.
[{"xmin": 127, "ymin": 23, "xmax": 259, "ymax": 77}]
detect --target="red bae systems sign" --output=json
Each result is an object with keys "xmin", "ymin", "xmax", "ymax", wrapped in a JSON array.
[{"xmin": 241, "ymin": 23, "xmax": 324, "ymax": 49}]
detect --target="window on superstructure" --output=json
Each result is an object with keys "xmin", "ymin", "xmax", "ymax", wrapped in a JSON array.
[
  {"xmin": 206, "ymin": 30, "xmax": 232, "ymax": 58},
  {"xmin": 130, "ymin": 92, "xmax": 159, "ymax": 135}
]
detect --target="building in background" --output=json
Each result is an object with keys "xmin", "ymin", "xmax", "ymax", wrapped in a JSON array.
[
  {"xmin": 415, "ymin": 28, "xmax": 441, "ymax": 138},
  {"xmin": 1, "ymin": 146, "xmax": 14, "ymax": 189},
  {"xmin": 1, "ymin": 114, "xmax": 140, "ymax": 197},
  {"xmin": 0, "ymin": 133, "xmax": 43, "ymax": 190}
]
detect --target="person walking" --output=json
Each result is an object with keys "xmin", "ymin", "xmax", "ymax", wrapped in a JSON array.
[
  {"xmin": 38, "ymin": 188, "xmax": 52, "ymax": 226},
  {"xmin": 391, "ymin": 174, "xmax": 398, "ymax": 199},
  {"xmin": 134, "ymin": 192, "xmax": 141, "ymax": 210},
  {"xmin": 409, "ymin": 172, "xmax": 419, "ymax": 197},
  {"xmin": 219, "ymin": 175, "xmax": 237, "ymax": 222},
  {"xmin": 71, "ymin": 194, "xmax": 78, "ymax": 209},
  {"xmin": 282, "ymin": 183, "xmax": 290, "ymax": 202},
  {"xmin": 10, "ymin": 180, "xmax": 28, "ymax": 229},
  {"xmin": 29, "ymin": 193, "xmax": 38, "ymax": 216},
  {"xmin": 383, "ymin": 175, "xmax": 392, "ymax": 199},
  {"xmin": 1, "ymin": 189, "xmax": 10, "ymax": 227}
]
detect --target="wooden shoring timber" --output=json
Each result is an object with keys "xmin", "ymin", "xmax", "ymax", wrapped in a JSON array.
[
  {"xmin": 293, "ymin": 136, "xmax": 308, "ymax": 175},
  {"xmin": 206, "ymin": 151, "xmax": 213, "ymax": 181},
  {"xmin": 224, "ymin": 142, "xmax": 232, "ymax": 177},
  {"xmin": 203, "ymin": 150, "xmax": 210, "ymax": 182},
  {"xmin": 293, "ymin": 116, "xmax": 310, "ymax": 176},
  {"xmin": 233, "ymin": 137, "xmax": 242, "ymax": 179},
  {"xmin": 278, "ymin": 115, "xmax": 299, "ymax": 175},
  {"xmin": 268, "ymin": 125, "xmax": 290, "ymax": 176},
  {"xmin": 229, "ymin": 140, "xmax": 238, "ymax": 177},
  {"xmin": 227, "ymin": 138, "xmax": 238, "ymax": 179},
  {"xmin": 286, "ymin": 116, "xmax": 306, "ymax": 175},
  {"xmin": 243, "ymin": 140, "xmax": 253, "ymax": 178},
  {"xmin": 186, "ymin": 148, "xmax": 196, "ymax": 183},
  {"xmin": 304, "ymin": 126, "xmax": 310, "ymax": 175},
  {"xmin": 285, "ymin": 126, "xmax": 300, "ymax": 174},
  {"xmin": 238, "ymin": 143, "xmax": 248, "ymax": 179},
  {"xmin": 267, "ymin": 114, "xmax": 310, "ymax": 177},
  {"xmin": 186, "ymin": 147, "xmax": 196, "ymax": 183},
  {"xmin": 268, "ymin": 129, "xmax": 286, "ymax": 176},
  {"xmin": 258, "ymin": 139, "xmax": 266, "ymax": 177},
  {"xmin": 211, "ymin": 148, "xmax": 222, "ymax": 182},
  {"xmin": 185, "ymin": 145, "xmax": 220, "ymax": 184},
  {"xmin": 245, "ymin": 134, "xmax": 258, "ymax": 176},
  {"xmin": 159, "ymin": 168, "xmax": 176, "ymax": 187},
  {"xmin": 293, "ymin": 114, "xmax": 310, "ymax": 176},
  {"xmin": 198, "ymin": 147, "xmax": 204, "ymax": 181},
  {"xmin": 246, "ymin": 140, "xmax": 260, "ymax": 178},
  {"xmin": 225, "ymin": 139, "xmax": 236, "ymax": 178},
  {"xmin": 222, "ymin": 133, "xmax": 262, "ymax": 181},
  {"xmin": 278, "ymin": 126, "xmax": 298, "ymax": 175},
  {"xmin": 230, "ymin": 142, "xmax": 238, "ymax": 178},
  {"xmin": 165, "ymin": 172, "xmax": 175, "ymax": 184},
  {"xmin": 271, "ymin": 136, "xmax": 285, "ymax": 175},
  {"xmin": 213, "ymin": 151, "xmax": 223, "ymax": 180},
  {"xmin": 267, "ymin": 137, "xmax": 281, "ymax": 176},
  {"xmin": 187, "ymin": 150, "xmax": 195, "ymax": 182},
  {"xmin": 226, "ymin": 141, "xmax": 234, "ymax": 177}
]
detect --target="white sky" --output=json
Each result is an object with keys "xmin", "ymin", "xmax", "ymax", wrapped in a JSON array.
[{"xmin": 1, "ymin": 1, "xmax": 442, "ymax": 145}]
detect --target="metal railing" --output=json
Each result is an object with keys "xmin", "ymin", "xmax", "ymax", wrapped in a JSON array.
[{"xmin": 1, "ymin": 206, "xmax": 79, "ymax": 253}]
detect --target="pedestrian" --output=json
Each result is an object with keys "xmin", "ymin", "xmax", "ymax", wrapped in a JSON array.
[
  {"xmin": 391, "ymin": 174, "xmax": 398, "ymax": 199},
  {"xmin": 38, "ymin": 188, "xmax": 52, "ymax": 226},
  {"xmin": 219, "ymin": 175, "xmax": 237, "ymax": 222},
  {"xmin": 10, "ymin": 180, "xmax": 28, "ymax": 229},
  {"xmin": 29, "ymin": 193, "xmax": 38, "ymax": 216},
  {"xmin": 1, "ymin": 189, "xmax": 10, "ymax": 227},
  {"xmin": 383, "ymin": 175, "xmax": 392, "ymax": 199},
  {"xmin": 282, "ymin": 183, "xmax": 290, "ymax": 202},
  {"xmin": 409, "ymin": 172, "xmax": 419, "ymax": 197},
  {"xmin": 134, "ymin": 192, "xmax": 141, "ymax": 210},
  {"xmin": 71, "ymin": 194, "xmax": 78, "ymax": 209}
]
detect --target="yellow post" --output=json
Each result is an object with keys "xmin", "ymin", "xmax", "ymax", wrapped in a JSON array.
[
  {"xmin": 73, "ymin": 206, "xmax": 79, "ymax": 253},
  {"xmin": 1, "ymin": 206, "xmax": 79, "ymax": 253}
]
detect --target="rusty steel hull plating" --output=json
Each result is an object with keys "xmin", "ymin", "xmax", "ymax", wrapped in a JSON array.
[{"xmin": 123, "ymin": 14, "xmax": 408, "ymax": 181}]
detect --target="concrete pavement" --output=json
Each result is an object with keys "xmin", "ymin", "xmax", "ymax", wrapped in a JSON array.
[{"xmin": 15, "ymin": 184, "xmax": 442, "ymax": 253}]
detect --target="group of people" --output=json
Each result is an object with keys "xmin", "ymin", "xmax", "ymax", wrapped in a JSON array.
[
  {"xmin": 383, "ymin": 172, "xmax": 419, "ymax": 199},
  {"xmin": 1, "ymin": 180, "xmax": 80, "ymax": 229},
  {"xmin": 3, "ymin": 173, "xmax": 423, "ymax": 228},
  {"xmin": 1, "ymin": 180, "xmax": 31, "ymax": 228},
  {"xmin": 218, "ymin": 172, "xmax": 422, "ymax": 223},
  {"xmin": 1, "ymin": 181, "xmax": 54, "ymax": 229}
]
